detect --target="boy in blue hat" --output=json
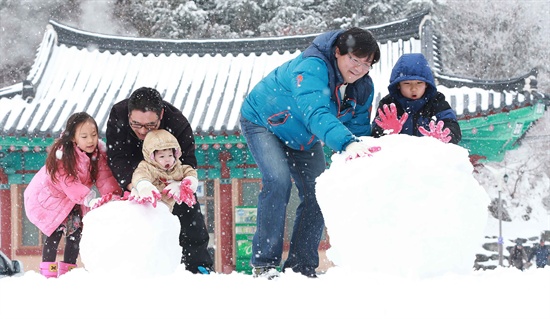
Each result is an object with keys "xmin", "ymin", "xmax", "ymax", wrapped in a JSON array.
[{"xmin": 372, "ymin": 53, "xmax": 461, "ymax": 144}]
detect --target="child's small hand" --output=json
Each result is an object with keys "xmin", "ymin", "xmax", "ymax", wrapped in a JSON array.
[
  {"xmin": 183, "ymin": 176, "xmax": 198, "ymax": 193},
  {"xmin": 121, "ymin": 191, "xmax": 132, "ymax": 200},
  {"xmin": 88, "ymin": 192, "xmax": 119, "ymax": 210},
  {"xmin": 88, "ymin": 197, "xmax": 101, "ymax": 209},
  {"xmin": 83, "ymin": 190, "xmax": 98, "ymax": 207},
  {"xmin": 344, "ymin": 141, "xmax": 381, "ymax": 161},
  {"xmin": 130, "ymin": 180, "xmax": 161, "ymax": 208},
  {"xmin": 163, "ymin": 179, "xmax": 197, "ymax": 207},
  {"xmin": 162, "ymin": 181, "xmax": 181, "ymax": 200},
  {"xmin": 418, "ymin": 120, "xmax": 452, "ymax": 143},
  {"xmin": 179, "ymin": 179, "xmax": 197, "ymax": 207},
  {"xmin": 374, "ymin": 103, "xmax": 408, "ymax": 135}
]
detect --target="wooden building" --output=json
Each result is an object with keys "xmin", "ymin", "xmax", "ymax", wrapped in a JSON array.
[{"xmin": 0, "ymin": 11, "xmax": 547, "ymax": 273}]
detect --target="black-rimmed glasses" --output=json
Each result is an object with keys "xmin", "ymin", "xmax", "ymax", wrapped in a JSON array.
[{"xmin": 128, "ymin": 118, "xmax": 160, "ymax": 130}]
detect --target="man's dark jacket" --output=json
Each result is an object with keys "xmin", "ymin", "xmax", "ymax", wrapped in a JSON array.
[{"xmin": 106, "ymin": 99, "xmax": 197, "ymax": 191}]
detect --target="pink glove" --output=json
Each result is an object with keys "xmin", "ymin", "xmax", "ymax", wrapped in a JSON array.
[
  {"xmin": 374, "ymin": 103, "xmax": 409, "ymax": 135},
  {"xmin": 418, "ymin": 120, "xmax": 452, "ymax": 143},
  {"xmin": 129, "ymin": 180, "xmax": 162, "ymax": 208},
  {"xmin": 183, "ymin": 176, "xmax": 199, "ymax": 193},
  {"xmin": 162, "ymin": 178, "xmax": 198, "ymax": 207},
  {"xmin": 178, "ymin": 178, "xmax": 197, "ymax": 207},
  {"xmin": 344, "ymin": 142, "xmax": 381, "ymax": 161},
  {"xmin": 89, "ymin": 192, "xmax": 120, "ymax": 210},
  {"xmin": 162, "ymin": 181, "xmax": 182, "ymax": 199},
  {"xmin": 121, "ymin": 191, "xmax": 131, "ymax": 201}
]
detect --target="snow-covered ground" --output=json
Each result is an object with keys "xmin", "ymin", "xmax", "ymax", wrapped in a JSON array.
[
  {"xmin": 1, "ymin": 134, "xmax": 548, "ymax": 319},
  {"xmin": 474, "ymin": 110, "xmax": 550, "ymax": 268}
]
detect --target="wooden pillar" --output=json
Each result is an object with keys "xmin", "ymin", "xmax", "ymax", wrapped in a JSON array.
[
  {"xmin": 0, "ymin": 168, "xmax": 11, "ymax": 256},
  {"xmin": 218, "ymin": 151, "xmax": 234, "ymax": 274}
]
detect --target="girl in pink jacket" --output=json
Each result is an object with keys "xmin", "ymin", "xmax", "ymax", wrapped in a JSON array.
[{"xmin": 24, "ymin": 112, "xmax": 121, "ymax": 278}]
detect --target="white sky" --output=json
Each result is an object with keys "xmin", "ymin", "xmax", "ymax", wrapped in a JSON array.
[{"xmin": 1, "ymin": 134, "xmax": 548, "ymax": 319}]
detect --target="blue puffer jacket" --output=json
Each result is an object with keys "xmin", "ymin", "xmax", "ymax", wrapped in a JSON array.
[
  {"xmin": 528, "ymin": 244, "xmax": 549, "ymax": 267},
  {"xmin": 240, "ymin": 30, "xmax": 375, "ymax": 151},
  {"xmin": 372, "ymin": 53, "xmax": 462, "ymax": 144}
]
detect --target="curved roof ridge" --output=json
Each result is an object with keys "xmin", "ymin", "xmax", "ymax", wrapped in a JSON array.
[
  {"xmin": 436, "ymin": 69, "xmax": 539, "ymax": 92},
  {"xmin": 48, "ymin": 11, "xmax": 429, "ymax": 57}
]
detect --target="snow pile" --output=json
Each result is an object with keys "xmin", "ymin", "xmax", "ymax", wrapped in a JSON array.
[
  {"xmin": 80, "ymin": 200, "xmax": 181, "ymax": 276},
  {"xmin": 317, "ymin": 134, "xmax": 491, "ymax": 278},
  {"xmin": 2, "ymin": 133, "xmax": 550, "ymax": 319}
]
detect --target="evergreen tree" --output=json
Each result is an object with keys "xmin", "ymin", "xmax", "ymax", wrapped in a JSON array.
[
  {"xmin": 435, "ymin": 0, "xmax": 549, "ymax": 87},
  {"xmin": 258, "ymin": 0, "xmax": 327, "ymax": 36},
  {"xmin": 0, "ymin": 0, "xmax": 549, "ymax": 92},
  {"xmin": 212, "ymin": 0, "xmax": 266, "ymax": 36}
]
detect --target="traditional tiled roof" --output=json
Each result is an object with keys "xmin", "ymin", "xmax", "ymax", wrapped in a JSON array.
[{"xmin": 0, "ymin": 11, "xmax": 546, "ymax": 148}]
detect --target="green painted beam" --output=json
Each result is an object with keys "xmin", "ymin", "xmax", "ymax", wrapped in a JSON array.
[
  {"xmin": 457, "ymin": 104, "xmax": 545, "ymax": 161},
  {"xmin": 0, "ymin": 134, "xmax": 247, "ymax": 149},
  {"xmin": 0, "ymin": 104, "xmax": 546, "ymax": 182}
]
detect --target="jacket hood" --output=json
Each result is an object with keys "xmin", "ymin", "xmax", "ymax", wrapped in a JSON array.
[
  {"xmin": 309, "ymin": 30, "xmax": 342, "ymax": 59},
  {"xmin": 303, "ymin": 30, "xmax": 344, "ymax": 88},
  {"xmin": 142, "ymin": 129, "xmax": 182, "ymax": 169},
  {"xmin": 388, "ymin": 53, "xmax": 436, "ymax": 99},
  {"xmin": 302, "ymin": 30, "xmax": 372, "ymax": 106}
]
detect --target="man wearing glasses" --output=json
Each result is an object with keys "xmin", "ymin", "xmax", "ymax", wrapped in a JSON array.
[
  {"xmin": 240, "ymin": 27, "xmax": 381, "ymax": 278},
  {"xmin": 106, "ymin": 87, "xmax": 213, "ymax": 274}
]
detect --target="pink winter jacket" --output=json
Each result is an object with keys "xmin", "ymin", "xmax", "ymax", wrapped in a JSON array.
[{"xmin": 24, "ymin": 141, "xmax": 121, "ymax": 236}]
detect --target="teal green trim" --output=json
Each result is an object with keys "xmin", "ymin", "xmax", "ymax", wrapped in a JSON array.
[
  {"xmin": 0, "ymin": 137, "xmax": 54, "ymax": 148},
  {"xmin": 194, "ymin": 135, "xmax": 247, "ymax": 145},
  {"xmin": 457, "ymin": 105, "xmax": 545, "ymax": 161},
  {"xmin": 0, "ymin": 135, "xmax": 247, "ymax": 150},
  {"xmin": 0, "ymin": 105, "xmax": 546, "ymax": 184}
]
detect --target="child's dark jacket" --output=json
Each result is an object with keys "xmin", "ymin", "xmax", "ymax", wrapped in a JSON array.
[{"xmin": 372, "ymin": 53, "xmax": 462, "ymax": 144}]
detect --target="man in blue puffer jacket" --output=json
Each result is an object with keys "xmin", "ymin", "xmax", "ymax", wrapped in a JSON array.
[
  {"xmin": 240, "ymin": 27, "xmax": 381, "ymax": 278},
  {"xmin": 372, "ymin": 53, "xmax": 462, "ymax": 144}
]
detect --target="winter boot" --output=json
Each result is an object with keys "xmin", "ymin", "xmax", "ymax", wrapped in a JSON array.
[
  {"xmin": 252, "ymin": 266, "xmax": 280, "ymax": 280},
  {"xmin": 39, "ymin": 262, "xmax": 58, "ymax": 279},
  {"xmin": 57, "ymin": 261, "xmax": 77, "ymax": 277}
]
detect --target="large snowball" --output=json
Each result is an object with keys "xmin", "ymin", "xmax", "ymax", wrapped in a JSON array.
[
  {"xmin": 317, "ymin": 135, "xmax": 490, "ymax": 278},
  {"xmin": 80, "ymin": 200, "xmax": 181, "ymax": 276}
]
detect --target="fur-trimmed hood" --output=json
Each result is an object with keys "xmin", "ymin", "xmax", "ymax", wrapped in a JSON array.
[{"xmin": 142, "ymin": 129, "xmax": 182, "ymax": 170}]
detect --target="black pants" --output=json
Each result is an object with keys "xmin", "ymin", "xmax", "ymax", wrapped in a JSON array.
[
  {"xmin": 42, "ymin": 228, "xmax": 82, "ymax": 264},
  {"xmin": 172, "ymin": 195, "xmax": 213, "ymax": 271}
]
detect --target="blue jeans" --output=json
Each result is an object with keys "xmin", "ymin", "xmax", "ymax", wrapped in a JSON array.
[{"xmin": 239, "ymin": 117, "xmax": 326, "ymax": 276}]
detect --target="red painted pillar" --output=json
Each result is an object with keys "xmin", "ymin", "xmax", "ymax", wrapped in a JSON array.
[
  {"xmin": 0, "ymin": 168, "xmax": 11, "ymax": 256},
  {"xmin": 218, "ymin": 151, "xmax": 234, "ymax": 274}
]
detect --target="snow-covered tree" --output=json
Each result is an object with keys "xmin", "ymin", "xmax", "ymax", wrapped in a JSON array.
[
  {"xmin": 212, "ymin": 0, "xmax": 266, "ymax": 36},
  {"xmin": 434, "ymin": 0, "xmax": 550, "ymax": 92},
  {"xmin": 115, "ymin": 0, "xmax": 209, "ymax": 38},
  {"xmin": 1, "ymin": 0, "xmax": 549, "ymax": 91},
  {"xmin": 365, "ymin": 0, "xmax": 410, "ymax": 24},
  {"xmin": 258, "ymin": 0, "xmax": 327, "ymax": 36},
  {"xmin": 0, "ymin": 0, "xmax": 81, "ymax": 85},
  {"xmin": 324, "ymin": 0, "xmax": 370, "ymax": 29}
]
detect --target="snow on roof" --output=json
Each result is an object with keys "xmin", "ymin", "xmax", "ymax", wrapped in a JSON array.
[{"xmin": 0, "ymin": 11, "xmax": 543, "ymax": 138}]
